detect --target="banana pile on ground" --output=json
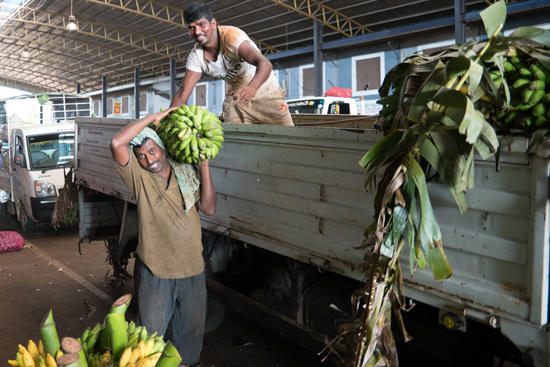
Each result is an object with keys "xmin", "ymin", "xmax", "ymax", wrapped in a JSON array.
[
  {"xmin": 155, "ymin": 104, "xmax": 224, "ymax": 164},
  {"xmin": 495, "ymin": 55, "xmax": 550, "ymax": 130},
  {"xmin": 7, "ymin": 295, "xmax": 182, "ymax": 367}
]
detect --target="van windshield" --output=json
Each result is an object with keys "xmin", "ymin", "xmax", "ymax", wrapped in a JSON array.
[
  {"xmin": 28, "ymin": 133, "xmax": 74, "ymax": 169},
  {"xmin": 287, "ymin": 99, "xmax": 324, "ymax": 114}
]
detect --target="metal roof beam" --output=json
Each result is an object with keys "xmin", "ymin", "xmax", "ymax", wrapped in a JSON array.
[
  {"xmin": 75, "ymin": 0, "xmax": 278, "ymax": 54},
  {"xmin": 266, "ymin": 0, "xmax": 372, "ymax": 38},
  {"xmin": 0, "ymin": 53, "xmax": 99, "ymax": 88},
  {"xmin": 0, "ymin": 5, "xmax": 179, "ymax": 72},
  {"xmin": 0, "ymin": 66, "xmax": 74, "ymax": 92},
  {"xmin": 0, "ymin": 77, "xmax": 49, "ymax": 94},
  {"xmin": 0, "ymin": 25, "xmax": 163, "ymax": 79}
]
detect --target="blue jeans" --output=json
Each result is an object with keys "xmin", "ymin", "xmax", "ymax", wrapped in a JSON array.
[{"xmin": 135, "ymin": 258, "xmax": 206, "ymax": 365}]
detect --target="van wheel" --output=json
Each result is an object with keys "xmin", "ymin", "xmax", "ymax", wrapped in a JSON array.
[{"xmin": 20, "ymin": 206, "xmax": 37, "ymax": 234}]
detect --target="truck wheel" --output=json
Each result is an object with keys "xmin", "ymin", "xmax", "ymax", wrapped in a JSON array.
[
  {"xmin": 205, "ymin": 295, "xmax": 225, "ymax": 333},
  {"xmin": 19, "ymin": 206, "xmax": 37, "ymax": 234}
]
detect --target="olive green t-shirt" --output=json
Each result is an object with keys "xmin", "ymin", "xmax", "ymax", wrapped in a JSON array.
[{"xmin": 115, "ymin": 150, "xmax": 205, "ymax": 279}]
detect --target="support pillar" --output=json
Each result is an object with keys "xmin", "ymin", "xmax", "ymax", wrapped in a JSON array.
[
  {"xmin": 134, "ymin": 68, "xmax": 140, "ymax": 119},
  {"xmin": 76, "ymin": 83, "xmax": 81, "ymax": 94},
  {"xmin": 313, "ymin": 19, "xmax": 323, "ymax": 97},
  {"xmin": 170, "ymin": 59, "xmax": 177, "ymax": 101},
  {"xmin": 102, "ymin": 76, "xmax": 107, "ymax": 118},
  {"xmin": 455, "ymin": 0, "xmax": 466, "ymax": 45}
]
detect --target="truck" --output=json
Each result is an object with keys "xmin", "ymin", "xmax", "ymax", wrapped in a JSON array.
[
  {"xmin": 0, "ymin": 93, "xmax": 90, "ymax": 233},
  {"xmin": 73, "ymin": 116, "xmax": 550, "ymax": 366}
]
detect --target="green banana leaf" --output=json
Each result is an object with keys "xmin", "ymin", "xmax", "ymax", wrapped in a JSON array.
[
  {"xmin": 480, "ymin": 0, "xmax": 506, "ymax": 39},
  {"xmin": 526, "ymin": 129, "xmax": 550, "ymax": 154},
  {"xmin": 419, "ymin": 135, "xmax": 468, "ymax": 214},
  {"xmin": 403, "ymin": 155, "xmax": 452, "ymax": 280},
  {"xmin": 432, "ymin": 87, "xmax": 499, "ymax": 152},
  {"xmin": 408, "ymin": 62, "xmax": 446, "ymax": 123}
]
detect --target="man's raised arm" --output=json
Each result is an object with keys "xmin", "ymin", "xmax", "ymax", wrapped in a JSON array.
[
  {"xmin": 110, "ymin": 108, "xmax": 175, "ymax": 165},
  {"xmin": 170, "ymin": 70, "xmax": 203, "ymax": 108}
]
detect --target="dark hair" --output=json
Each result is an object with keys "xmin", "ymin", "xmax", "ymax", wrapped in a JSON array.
[
  {"xmin": 184, "ymin": 2, "xmax": 213, "ymax": 26},
  {"xmin": 132, "ymin": 137, "xmax": 150, "ymax": 149}
]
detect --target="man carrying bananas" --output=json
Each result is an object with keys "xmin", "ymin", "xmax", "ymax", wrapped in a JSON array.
[
  {"xmin": 170, "ymin": 2, "xmax": 294, "ymax": 126},
  {"xmin": 110, "ymin": 107, "xmax": 217, "ymax": 367}
]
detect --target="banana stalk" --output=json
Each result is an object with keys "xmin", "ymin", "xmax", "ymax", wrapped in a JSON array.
[
  {"xmin": 60, "ymin": 338, "xmax": 86, "ymax": 367},
  {"xmin": 39, "ymin": 310, "xmax": 60, "ymax": 359},
  {"xmin": 56, "ymin": 354, "xmax": 82, "ymax": 367},
  {"xmin": 105, "ymin": 313, "xmax": 128, "ymax": 363},
  {"xmin": 98, "ymin": 294, "xmax": 132, "ymax": 353}
]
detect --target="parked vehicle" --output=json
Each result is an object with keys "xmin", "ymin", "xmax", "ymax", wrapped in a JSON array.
[
  {"xmin": 74, "ymin": 116, "xmax": 550, "ymax": 366},
  {"xmin": 286, "ymin": 96, "xmax": 358, "ymax": 115},
  {"xmin": 0, "ymin": 93, "xmax": 89, "ymax": 233}
]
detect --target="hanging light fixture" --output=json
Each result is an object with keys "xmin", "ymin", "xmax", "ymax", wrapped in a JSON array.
[
  {"xmin": 66, "ymin": 0, "xmax": 78, "ymax": 31},
  {"xmin": 21, "ymin": 18, "xmax": 30, "ymax": 60}
]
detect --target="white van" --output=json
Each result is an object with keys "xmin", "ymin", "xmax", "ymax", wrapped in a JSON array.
[
  {"xmin": 0, "ymin": 124, "xmax": 75, "ymax": 233},
  {"xmin": 286, "ymin": 97, "xmax": 358, "ymax": 115}
]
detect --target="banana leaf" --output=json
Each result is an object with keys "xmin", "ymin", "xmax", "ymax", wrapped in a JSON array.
[
  {"xmin": 407, "ymin": 62, "xmax": 446, "ymax": 123},
  {"xmin": 480, "ymin": 0, "xmax": 506, "ymax": 38},
  {"xmin": 403, "ymin": 155, "xmax": 452, "ymax": 280},
  {"xmin": 432, "ymin": 87, "xmax": 499, "ymax": 152}
]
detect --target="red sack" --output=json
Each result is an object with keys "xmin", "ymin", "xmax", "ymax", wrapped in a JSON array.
[
  {"xmin": 324, "ymin": 87, "xmax": 352, "ymax": 98},
  {"xmin": 0, "ymin": 231, "xmax": 24, "ymax": 253}
]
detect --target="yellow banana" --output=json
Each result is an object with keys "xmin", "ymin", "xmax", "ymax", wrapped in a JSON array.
[
  {"xmin": 18, "ymin": 345, "xmax": 28, "ymax": 356},
  {"xmin": 27, "ymin": 341, "xmax": 39, "ymax": 360},
  {"xmin": 118, "ymin": 347, "xmax": 132, "ymax": 367},
  {"xmin": 22, "ymin": 350, "xmax": 35, "ymax": 367},
  {"xmin": 16, "ymin": 353, "xmax": 23, "ymax": 367},
  {"xmin": 55, "ymin": 351, "xmax": 63, "ymax": 361},
  {"xmin": 147, "ymin": 353, "xmax": 161, "ymax": 365},
  {"xmin": 8, "ymin": 360, "xmax": 20, "ymax": 367},
  {"xmin": 137, "ymin": 340, "xmax": 146, "ymax": 359},
  {"xmin": 136, "ymin": 358, "xmax": 155, "ymax": 367},
  {"xmin": 99, "ymin": 351, "xmax": 110, "ymax": 367},
  {"xmin": 45, "ymin": 354, "xmax": 56, "ymax": 367},
  {"xmin": 128, "ymin": 348, "xmax": 141, "ymax": 365},
  {"xmin": 143, "ymin": 340, "xmax": 154, "ymax": 357}
]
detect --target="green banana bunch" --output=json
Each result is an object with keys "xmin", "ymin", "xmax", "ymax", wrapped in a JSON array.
[
  {"xmin": 494, "ymin": 55, "xmax": 550, "ymax": 130},
  {"xmin": 156, "ymin": 104, "xmax": 224, "ymax": 164}
]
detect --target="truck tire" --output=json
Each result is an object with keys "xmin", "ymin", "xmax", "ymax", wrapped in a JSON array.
[{"xmin": 19, "ymin": 205, "xmax": 37, "ymax": 234}]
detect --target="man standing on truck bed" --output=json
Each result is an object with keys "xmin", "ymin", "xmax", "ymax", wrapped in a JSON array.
[
  {"xmin": 110, "ymin": 108, "xmax": 217, "ymax": 367},
  {"xmin": 170, "ymin": 2, "xmax": 294, "ymax": 126}
]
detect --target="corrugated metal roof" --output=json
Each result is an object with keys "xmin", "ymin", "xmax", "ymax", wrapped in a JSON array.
[{"xmin": 0, "ymin": 0, "xmax": 544, "ymax": 92}]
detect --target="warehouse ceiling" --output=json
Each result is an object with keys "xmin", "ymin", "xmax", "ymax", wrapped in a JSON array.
[{"xmin": 0, "ymin": 0, "xmax": 544, "ymax": 93}]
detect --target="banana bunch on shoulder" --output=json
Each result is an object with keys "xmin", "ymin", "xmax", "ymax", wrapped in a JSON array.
[{"xmin": 153, "ymin": 104, "xmax": 224, "ymax": 164}]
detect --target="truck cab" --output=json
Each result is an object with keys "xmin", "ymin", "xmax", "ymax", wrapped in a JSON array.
[
  {"xmin": 2, "ymin": 124, "xmax": 75, "ymax": 233},
  {"xmin": 286, "ymin": 97, "xmax": 358, "ymax": 115}
]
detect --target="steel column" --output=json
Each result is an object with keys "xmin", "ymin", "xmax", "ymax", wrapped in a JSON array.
[
  {"xmin": 313, "ymin": 20, "xmax": 323, "ymax": 97},
  {"xmin": 455, "ymin": 0, "xmax": 466, "ymax": 45},
  {"xmin": 102, "ymin": 76, "xmax": 107, "ymax": 118},
  {"xmin": 77, "ymin": 83, "xmax": 81, "ymax": 94},
  {"xmin": 170, "ymin": 58, "xmax": 177, "ymax": 101},
  {"xmin": 134, "ymin": 68, "xmax": 140, "ymax": 119}
]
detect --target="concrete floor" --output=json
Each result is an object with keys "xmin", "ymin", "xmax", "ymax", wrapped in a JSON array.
[{"xmin": 0, "ymin": 215, "xmax": 326, "ymax": 367}]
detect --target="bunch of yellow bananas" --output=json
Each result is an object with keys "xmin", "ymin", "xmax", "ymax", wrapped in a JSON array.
[
  {"xmin": 155, "ymin": 104, "xmax": 224, "ymax": 164},
  {"xmin": 8, "ymin": 340, "xmax": 62, "ymax": 367}
]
